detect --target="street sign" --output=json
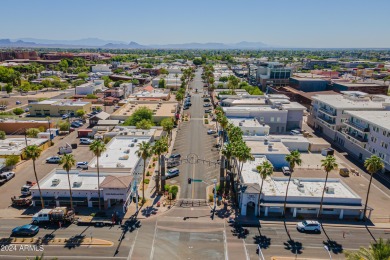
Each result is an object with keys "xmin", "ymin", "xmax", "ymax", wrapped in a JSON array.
[{"xmin": 192, "ymin": 179, "xmax": 202, "ymax": 182}]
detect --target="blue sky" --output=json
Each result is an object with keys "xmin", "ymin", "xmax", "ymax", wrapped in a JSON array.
[{"xmin": 1, "ymin": 0, "xmax": 389, "ymax": 48}]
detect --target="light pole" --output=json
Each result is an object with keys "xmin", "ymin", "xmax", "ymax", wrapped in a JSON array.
[
  {"xmin": 324, "ymin": 245, "xmax": 332, "ymax": 260},
  {"xmin": 213, "ymin": 179, "xmax": 217, "ymax": 210}
]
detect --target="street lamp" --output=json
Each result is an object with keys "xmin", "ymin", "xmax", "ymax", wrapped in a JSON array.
[
  {"xmin": 323, "ymin": 245, "xmax": 332, "ymax": 260},
  {"xmin": 212, "ymin": 179, "xmax": 217, "ymax": 210}
]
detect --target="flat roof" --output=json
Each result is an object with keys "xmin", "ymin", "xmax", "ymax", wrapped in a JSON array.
[
  {"xmin": 89, "ymin": 136, "xmax": 152, "ymax": 169},
  {"xmin": 0, "ymin": 138, "xmax": 47, "ymax": 156},
  {"xmin": 228, "ymin": 117, "xmax": 264, "ymax": 128},
  {"xmin": 112, "ymin": 101, "xmax": 177, "ymax": 118},
  {"xmin": 246, "ymin": 140, "xmax": 290, "ymax": 155},
  {"xmin": 346, "ymin": 110, "xmax": 390, "ymax": 130},
  {"xmin": 312, "ymin": 94, "xmax": 390, "ymax": 109},
  {"xmin": 34, "ymin": 99, "xmax": 90, "ymax": 106}
]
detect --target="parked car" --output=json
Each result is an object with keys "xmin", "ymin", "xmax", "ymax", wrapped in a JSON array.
[
  {"xmin": 183, "ymin": 105, "xmax": 189, "ymax": 110},
  {"xmin": 207, "ymin": 129, "xmax": 217, "ymax": 135},
  {"xmin": 76, "ymin": 162, "xmax": 89, "ymax": 169},
  {"xmin": 290, "ymin": 129, "xmax": 302, "ymax": 136},
  {"xmin": 16, "ymin": 101, "xmax": 22, "ymax": 105},
  {"xmin": 24, "ymin": 108, "xmax": 30, "ymax": 112},
  {"xmin": 282, "ymin": 166, "xmax": 291, "ymax": 175},
  {"xmin": 169, "ymin": 154, "xmax": 181, "ymax": 160},
  {"xmin": 204, "ymin": 109, "xmax": 212, "ymax": 113},
  {"xmin": 203, "ymin": 103, "xmax": 211, "ymax": 107},
  {"xmin": 166, "ymin": 168, "xmax": 180, "ymax": 179},
  {"xmin": 296, "ymin": 220, "xmax": 321, "ymax": 233},
  {"xmin": 167, "ymin": 160, "xmax": 180, "ymax": 168},
  {"xmin": 80, "ymin": 138, "xmax": 93, "ymax": 145},
  {"xmin": 0, "ymin": 172, "xmax": 15, "ymax": 181},
  {"xmin": 11, "ymin": 224, "xmax": 39, "ymax": 237},
  {"xmin": 62, "ymin": 114, "xmax": 69, "ymax": 119},
  {"xmin": 46, "ymin": 156, "xmax": 61, "ymax": 164},
  {"xmin": 71, "ymin": 122, "xmax": 80, "ymax": 128},
  {"xmin": 203, "ymin": 98, "xmax": 210, "ymax": 102}
]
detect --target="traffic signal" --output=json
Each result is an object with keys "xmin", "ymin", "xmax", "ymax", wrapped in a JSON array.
[{"xmin": 188, "ymin": 178, "xmax": 192, "ymax": 184}]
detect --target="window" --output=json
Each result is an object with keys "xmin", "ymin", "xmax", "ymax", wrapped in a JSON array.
[
  {"xmin": 260, "ymin": 117, "xmax": 264, "ymax": 122},
  {"xmin": 276, "ymin": 117, "xmax": 281, "ymax": 122},
  {"xmin": 270, "ymin": 117, "xmax": 275, "ymax": 122}
]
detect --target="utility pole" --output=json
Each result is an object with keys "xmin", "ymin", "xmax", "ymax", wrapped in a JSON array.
[
  {"xmin": 213, "ymin": 179, "xmax": 217, "ymax": 211},
  {"xmin": 219, "ymin": 156, "xmax": 225, "ymax": 195}
]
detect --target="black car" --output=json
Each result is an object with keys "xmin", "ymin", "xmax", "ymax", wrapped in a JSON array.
[
  {"xmin": 183, "ymin": 105, "xmax": 189, "ymax": 110},
  {"xmin": 11, "ymin": 225, "xmax": 39, "ymax": 237},
  {"xmin": 205, "ymin": 109, "xmax": 212, "ymax": 113},
  {"xmin": 169, "ymin": 154, "xmax": 181, "ymax": 160}
]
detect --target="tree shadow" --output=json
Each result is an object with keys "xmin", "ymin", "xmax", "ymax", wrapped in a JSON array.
[
  {"xmin": 0, "ymin": 238, "xmax": 13, "ymax": 246},
  {"xmin": 253, "ymin": 228, "xmax": 271, "ymax": 249},
  {"xmin": 321, "ymin": 223, "xmax": 343, "ymax": 254},
  {"xmin": 141, "ymin": 206, "xmax": 157, "ymax": 217},
  {"xmin": 283, "ymin": 220, "xmax": 303, "ymax": 255},
  {"xmin": 231, "ymin": 223, "xmax": 249, "ymax": 239},
  {"xmin": 64, "ymin": 234, "xmax": 85, "ymax": 249}
]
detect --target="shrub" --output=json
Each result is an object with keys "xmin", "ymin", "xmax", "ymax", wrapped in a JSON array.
[
  {"xmin": 169, "ymin": 185, "xmax": 179, "ymax": 199},
  {"xmin": 164, "ymin": 184, "xmax": 171, "ymax": 191},
  {"xmin": 13, "ymin": 108, "xmax": 24, "ymax": 115},
  {"xmin": 0, "ymin": 131, "xmax": 5, "ymax": 140},
  {"xmin": 146, "ymin": 171, "xmax": 151, "ymax": 176},
  {"xmin": 26, "ymin": 128, "xmax": 40, "ymax": 138},
  {"xmin": 5, "ymin": 155, "xmax": 19, "ymax": 168},
  {"xmin": 144, "ymin": 179, "xmax": 150, "ymax": 184},
  {"xmin": 204, "ymin": 119, "xmax": 209, "ymax": 124},
  {"xmin": 208, "ymin": 194, "xmax": 214, "ymax": 202},
  {"xmin": 204, "ymin": 114, "xmax": 208, "ymax": 118}
]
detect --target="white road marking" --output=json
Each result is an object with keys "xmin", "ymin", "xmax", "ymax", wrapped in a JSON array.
[
  {"xmin": 127, "ymin": 229, "xmax": 138, "ymax": 260},
  {"xmin": 149, "ymin": 220, "xmax": 158, "ymax": 260},
  {"xmin": 223, "ymin": 221, "xmax": 228, "ymax": 260},
  {"xmin": 243, "ymin": 239, "xmax": 250, "ymax": 260},
  {"xmin": 0, "ymin": 256, "xmax": 126, "ymax": 259}
]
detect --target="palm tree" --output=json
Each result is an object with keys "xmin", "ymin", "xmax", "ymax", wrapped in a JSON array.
[
  {"xmin": 234, "ymin": 141, "xmax": 253, "ymax": 184},
  {"xmin": 219, "ymin": 116, "xmax": 228, "ymax": 147},
  {"xmin": 60, "ymin": 154, "xmax": 76, "ymax": 210},
  {"xmin": 152, "ymin": 137, "xmax": 168, "ymax": 193},
  {"xmin": 345, "ymin": 238, "xmax": 390, "ymax": 260},
  {"xmin": 363, "ymin": 155, "xmax": 384, "ymax": 220},
  {"xmin": 256, "ymin": 161, "xmax": 273, "ymax": 216},
  {"xmin": 89, "ymin": 140, "xmax": 106, "ymax": 211},
  {"xmin": 135, "ymin": 141, "xmax": 153, "ymax": 202},
  {"xmin": 318, "ymin": 155, "xmax": 338, "ymax": 218},
  {"xmin": 161, "ymin": 118, "xmax": 174, "ymax": 145},
  {"xmin": 283, "ymin": 150, "xmax": 302, "ymax": 217},
  {"xmin": 25, "ymin": 145, "xmax": 44, "ymax": 208}
]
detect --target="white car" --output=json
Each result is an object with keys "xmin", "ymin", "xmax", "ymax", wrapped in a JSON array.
[
  {"xmin": 290, "ymin": 130, "xmax": 302, "ymax": 136},
  {"xmin": 282, "ymin": 166, "xmax": 291, "ymax": 175},
  {"xmin": 0, "ymin": 172, "xmax": 15, "ymax": 181},
  {"xmin": 80, "ymin": 138, "xmax": 93, "ymax": 145},
  {"xmin": 207, "ymin": 129, "xmax": 217, "ymax": 135},
  {"xmin": 46, "ymin": 156, "xmax": 61, "ymax": 164},
  {"xmin": 76, "ymin": 162, "xmax": 89, "ymax": 169},
  {"xmin": 296, "ymin": 220, "xmax": 321, "ymax": 233}
]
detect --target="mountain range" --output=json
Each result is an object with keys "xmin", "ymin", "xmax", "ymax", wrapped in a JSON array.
[{"xmin": 0, "ymin": 38, "xmax": 270, "ymax": 49}]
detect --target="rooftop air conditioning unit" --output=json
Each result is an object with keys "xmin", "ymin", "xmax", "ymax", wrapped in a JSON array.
[
  {"xmin": 297, "ymin": 184, "xmax": 305, "ymax": 192},
  {"xmin": 52, "ymin": 179, "xmax": 60, "ymax": 186},
  {"xmin": 325, "ymin": 186, "xmax": 335, "ymax": 194},
  {"xmin": 73, "ymin": 181, "xmax": 82, "ymax": 188},
  {"xmin": 293, "ymin": 179, "xmax": 300, "ymax": 185}
]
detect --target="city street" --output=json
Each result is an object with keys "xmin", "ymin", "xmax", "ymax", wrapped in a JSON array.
[{"xmin": 167, "ymin": 68, "xmax": 220, "ymax": 200}]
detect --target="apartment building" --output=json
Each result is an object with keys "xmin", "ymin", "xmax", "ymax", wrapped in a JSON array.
[
  {"xmin": 256, "ymin": 62, "xmax": 292, "ymax": 91},
  {"xmin": 308, "ymin": 91, "xmax": 390, "ymax": 141},
  {"xmin": 336, "ymin": 110, "xmax": 390, "ymax": 171}
]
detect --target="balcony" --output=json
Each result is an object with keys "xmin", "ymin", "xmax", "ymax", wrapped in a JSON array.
[
  {"xmin": 339, "ymin": 129, "xmax": 368, "ymax": 147},
  {"xmin": 319, "ymin": 107, "xmax": 336, "ymax": 117},
  {"xmin": 317, "ymin": 114, "xmax": 335, "ymax": 125},
  {"xmin": 344, "ymin": 121, "xmax": 369, "ymax": 132}
]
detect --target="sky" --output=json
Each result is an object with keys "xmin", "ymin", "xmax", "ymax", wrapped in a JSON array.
[{"xmin": 1, "ymin": 0, "xmax": 390, "ymax": 48}]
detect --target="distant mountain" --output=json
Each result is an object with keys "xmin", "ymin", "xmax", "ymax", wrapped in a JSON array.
[{"xmin": 0, "ymin": 38, "xmax": 270, "ymax": 49}]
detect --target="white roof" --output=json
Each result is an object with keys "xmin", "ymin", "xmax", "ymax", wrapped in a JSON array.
[
  {"xmin": 89, "ymin": 136, "xmax": 152, "ymax": 169},
  {"xmin": 313, "ymin": 94, "xmax": 390, "ymax": 109},
  {"xmin": 346, "ymin": 110, "xmax": 390, "ymax": 130},
  {"xmin": 0, "ymin": 138, "xmax": 47, "ymax": 156},
  {"xmin": 228, "ymin": 117, "xmax": 264, "ymax": 128}
]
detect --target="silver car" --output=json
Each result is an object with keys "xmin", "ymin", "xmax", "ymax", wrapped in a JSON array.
[{"xmin": 296, "ymin": 220, "xmax": 321, "ymax": 233}]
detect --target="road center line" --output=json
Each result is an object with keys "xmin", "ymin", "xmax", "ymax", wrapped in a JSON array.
[
  {"xmin": 149, "ymin": 220, "xmax": 158, "ymax": 260},
  {"xmin": 127, "ymin": 229, "xmax": 138, "ymax": 260}
]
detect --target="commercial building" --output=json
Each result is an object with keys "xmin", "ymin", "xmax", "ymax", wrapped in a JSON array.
[
  {"xmin": 28, "ymin": 99, "xmax": 92, "ymax": 117},
  {"xmin": 308, "ymin": 91, "xmax": 390, "ymax": 141},
  {"xmin": 336, "ymin": 110, "xmax": 390, "ymax": 171},
  {"xmin": 75, "ymin": 80, "xmax": 105, "ymax": 95},
  {"xmin": 0, "ymin": 138, "xmax": 48, "ymax": 159},
  {"xmin": 30, "ymin": 170, "xmax": 133, "ymax": 209},
  {"xmin": 289, "ymin": 77, "xmax": 328, "ymax": 92},
  {"xmin": 330, "ymin": 80, "xmax": 388, "ymax": 95},
  {"xmin": 238, "ymin": 157, "xmax": 367, "ymax": 219},
  {"xmin": 227, "ymin": 117, "xmax": 270, "ymax": 136},
  {"xmin": 132, "ymin": 87, "xmax": 171, "ymax": 101},
  {"xmin": 0, "ymin": 119, "xmax": 55, "ymax": 134},
  {"xmin": 110, "ymin": 100, "xmax": 177, "ymax": 123},
  {"xmin": 91, "ymin": 65, "xmax": 112, "ymax": 75},
  {"xmin": 256, "ymin": 62, "xmax": 292, "ymax": 91}
]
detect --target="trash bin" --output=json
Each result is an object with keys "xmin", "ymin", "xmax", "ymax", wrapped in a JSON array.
[{"xmin": 71, "ymin": 143, "xmax": 78, "ymax": 149}]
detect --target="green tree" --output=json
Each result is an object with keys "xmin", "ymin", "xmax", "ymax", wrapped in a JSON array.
[
  {"xmin": 5, "ymin": 155, "xmax": 19, "ymax": 169},
  {"xmin": 60, "ymin": 154, "xmax": 76, "ymax": 210},
  {"xmin": 318, "ymin": 155, "xmax": 338, "ymax": 218},
  {"xmin": 175, "ymin": 92, "xmax": 184, "ymax": 103},
  {"xmin": 283, "ymin": 150, "xmax": 302, "ymax": 217},
  {"xmin": 89, "ymin": 140, "xmax": 106, "ymax": 210},
  {"xmin": 123, "ymin": 106, "xmax": 153, "ymax": 126},
  {"xmin": 158, "ymin": 78, "xmax": 166, "ymax": 88},
  {"xmin": 86, "ymin": 94, "xmax": 98, "ymax": 99},
  {"xmin": 345, "ymin": 238, "xmax": 390, "ymax": 260},
  {"xmin": 227, "ymin": 76, "xmax": 239, "ymax": 95},
  {"xmin": 57, "ymin": 120, "xmax": 70, "ymax": 131},
  {"xmin": 75, "ymin": 109, "xmax": 85, "ymax": 117},
  {"xmin": 193, "ymin": 58, "xmax": 203, "ymax": 66},
  {"xmin": 59, "ymin": 59, "xmax": 69, "ymax": 72},
  {"xmin": 233, "ymin": 140, "xmax": 253, "ymax": 183},
  {"xmin": 26, "ymin": 128, "xmax": 40, "ymax": 138},
  {"xmin": 160, "ymin": 118, "xmax": 174, "ymax": 144},
  {"xmin": 219, "ymin": 76, "xmax": 228, "ymax": 82},
  {"xmin": 101, "ymin": 76, "xmax": 112, "ymax": 88},
  {"xmin": 77, "ymin": 72, "xmax": 89, "ymax": 81},
  {"xmin": 41, "ymin": 79, "xmax": 53, "ymax": 91},
  {"xmin": 5, "ymin": 84, "xmax": 13, "ymax": 97},
  {"xmin": 363, "ymin": 155, "xmax": 384, "ymax": 220},
  {"xmin": 135, "ymin": 141, "xmax": 153, "ymax": 202},
  {"xmin": 25, "ymin": 145, "xmax": 44, "ymax": 208},
  {"xmin": 131, "ymin": 79, "xmax": 140, "ymax": 85},
  {"xmin": 0, "ymin": 130, "xmax": 5, "ymax": 140},
  {"xmin": 12, "ymin": 107, "xmax": 24, "ymax": 115},
  {"xmin": 136, "ymin": 119, "xmax": 153, "ymax": 130},
  {"xmin": 159, "ymin": 68, "xmax": 169, "ymax": 75},
  {"xmin": 256, "ymin": 161, "xmax": 273, "ymax": 215},
  {"xmin": 152, "ymin": 137, "xmax": 168, "ymax": 192}
]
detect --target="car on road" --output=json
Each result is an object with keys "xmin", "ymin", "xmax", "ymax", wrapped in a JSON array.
[
  {"xmin": 203, "ymin": 98, "xmax": 210, "ymax": 102},
  {"xmin": 185, "ymin": 101, "xmax": 192, "ymax": 106},
  {"xmin": 207, "ymin": 129, "xmax": 217, "ymax": 135},
  {"xmin": 204, "ymin": 109, "xmax": 212, "ymax": 113},
  {"xmin": 183, "ymin": 105, "xmax": 189, "ymax": 110},
  {"xmin": 167, "ymin": 160, "xmax": 180, "ymax": 168},
  {"xmin": 169, "ymin": 154, "xmax": 181, "ymax": 160},
  {"xmin": 166, "ymin": 168, "xmax": 180, "ymax": 179},
  {"xmin": 282, "ymin": 166, "xmax": 291, "ymax": 175},
  {"xmin": 76, "ymin": 162, "xmax": 89, "ymax": 169},
  {"xmin": 80, "ymin": 138, "xmax": 93, "ymax": 145},
  {"xmin": 11, "ymin": 224, "xmax": 39, "ymax": 237},
  {"xmin": 46, "ymin": 156, "xmax": 61, "ymax": 164},
  {"xmin": 296, "ymin": 220, "xmax": 321, "ymax": 233},
  {"xmin": 0, "ymin": 172, "xmax": 15, "ymax": 181},
  {"xmin": 16, "ymin": 101, "xmax": 22, "ymax": 105},
  {"xmin": 203, "ymin": 103, "xmax": 211, "ymax": 107}
]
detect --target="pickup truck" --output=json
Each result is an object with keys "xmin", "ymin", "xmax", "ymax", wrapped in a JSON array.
[
  {"xmin": 21, "ymin": 181, "xmax": 36, "ymax": 196},
  {"xmin": 32, "ymin": 207, "xmax": 75, "ymax": 224}
]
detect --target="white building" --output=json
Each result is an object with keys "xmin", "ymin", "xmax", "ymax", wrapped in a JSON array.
[
  {"xmin": 91, "ymin": 65, "xmax": 112, "ymax": 76},
  {"xmin": 30, "ymin": 170, "xmax": 133, "ymax": 209},
  {"xmin": 336, "ymin": 110, "xmax": 390, "ymax": 171},
  {"xmin": 228, "ymin": 117, "xmax": 270, "ymax": 136},
  {"xmin": 309, "ymin": 91, "xmax": 390, "ymax": 141},
  {"xmin": 76, "ymin": 80, "xmax": 105, "ymax": 95},
  {"xmin": 0, "ymin": 138, "xmax": 48, "ymax": 157},
  {"xmin": 238, "ymin": 158, "xmax": 367, "ymax": 219}
]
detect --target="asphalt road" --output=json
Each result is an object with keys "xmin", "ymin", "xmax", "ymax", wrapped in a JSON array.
[{"xmin": 167, "ymin": 68, "xmax": 220, "ymax": 200}]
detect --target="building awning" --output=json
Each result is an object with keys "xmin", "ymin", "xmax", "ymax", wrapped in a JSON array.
[
  {"xmin": 89, "ymin": 198, "xmax": 104, "ymax": 202},
  {"xmin": 260, "ymin": 202, "xmax": 369, "ymax": 210},
  {"xmin": 57, "ymin": 197, "xmax": 87, "ymax": 202},
  {"xmin": 32, "ymin": 196, "xmax": 55, "ymax": 201}
]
